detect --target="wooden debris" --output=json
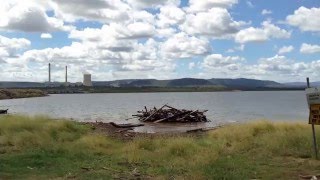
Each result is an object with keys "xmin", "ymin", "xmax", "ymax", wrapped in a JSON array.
[
  {"xmin": 0, "ymin": 109, "xmax": 8, "ymax": 114},
  {"xmin": 299, "ymin": 174, "xmax": 320, "ymax": 179},
  {"xmin": 133, "ymin": 105, "xmax": 209, "ymax": 123},
  {"xmin": 109, "ymin": 122, "xmax": 144, "ymax": 128},
  {"xmin": 186, "ymin": 126, "xmax": 221, "ymax": 133},
  {"xmin": 81, "ymin": 167, "xmax": 92, "ymax": 171}
]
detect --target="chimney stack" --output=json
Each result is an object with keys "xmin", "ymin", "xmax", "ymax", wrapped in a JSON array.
[
  {"xmin": 48, "ymin": 63, "xmax": 51, "ymax": 83},
  {"xmin": 65, "ymin": 66, "xmax": 68, "ymax": 84}
]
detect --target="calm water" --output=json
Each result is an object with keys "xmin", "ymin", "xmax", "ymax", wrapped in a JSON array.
[{"xmin": 0, "ymin": 91, "xmax": 309, "ymax": 133}]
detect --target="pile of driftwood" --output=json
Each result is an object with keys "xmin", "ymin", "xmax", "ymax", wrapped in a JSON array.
[{"xmin": 133, "ymin": 105, "xmax": 209, "ymax": 123}]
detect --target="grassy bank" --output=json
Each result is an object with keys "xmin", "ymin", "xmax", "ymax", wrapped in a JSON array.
[
  {"xmin": 0, "ymin": 89, "xmax": 47, "ymax": 100},
  {"xmin": 0, "ymin": 115, "xmax": 319, "ymax": 179}
]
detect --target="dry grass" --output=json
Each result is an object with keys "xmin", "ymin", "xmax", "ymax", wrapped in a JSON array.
[{"xmin": 0, "ymin": 115, "xmax": 320, "ymax": 179}]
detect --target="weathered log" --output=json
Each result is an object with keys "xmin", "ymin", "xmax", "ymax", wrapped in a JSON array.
[
  {"xmin": 109, "ymin": 122, "xmax": 144, "ymax": 128},
  {"xmin": 141, "ymin": 104, "xmax": 167, "ymax": 122},
  {"xmin": 154, "ymin": 111, "xmax": 191, "ymax": 123},
  {"xmin": 186, "ymin": 126, "xmax": 221, "ymax": 133},
  {"xmin": 0, "ymin": 109, "xmax": 8, "ymax": 114}
]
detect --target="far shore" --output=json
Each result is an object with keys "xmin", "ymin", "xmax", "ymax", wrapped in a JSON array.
[
  {"xmin": 0, "ymin": 89, "xmax": 47, "ymax": 100},
  {"xmin": 0, "ymin": 86, "xmax": 305, "ymax": 98}
]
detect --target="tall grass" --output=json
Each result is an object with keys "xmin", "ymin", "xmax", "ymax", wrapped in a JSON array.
[{"xmin": 0, "ymin": 116, "xmax": 319, "ymax": 179}]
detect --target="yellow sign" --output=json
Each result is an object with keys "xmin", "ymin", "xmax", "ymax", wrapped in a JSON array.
[{"xmin": 309, "ymin": 104, "xmax": 320, "ymax": 125}]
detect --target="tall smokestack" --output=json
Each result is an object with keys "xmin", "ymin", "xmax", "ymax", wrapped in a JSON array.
[
  {"xmin": 48, "ymin": 63, "xmax": 51, "ymax": 83},
  {"xmin": 65, "ymin": 66, "xmax": 68, "ymax": 84}
]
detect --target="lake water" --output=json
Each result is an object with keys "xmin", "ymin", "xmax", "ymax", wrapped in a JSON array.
[{"xmin": 0, "ymin": 91, "xmax": 309, "ymax": 133}]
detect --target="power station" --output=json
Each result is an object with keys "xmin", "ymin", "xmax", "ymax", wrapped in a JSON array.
[{"xmin": 47, "ymin": 63, "xmax": 91, "ymax": 87}]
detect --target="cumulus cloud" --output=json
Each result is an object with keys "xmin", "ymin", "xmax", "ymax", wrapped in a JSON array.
[
  {"xmin": 202, "ymin": 54, "xmax": 243, "ymax": 69},
  {"xmin": 200, "ymin": 54, "xmax": 320, "ymax": 81},
  {"xmin": 235, "ymin": 21, "xmax": 291, "ymax": 43},
  {"xmin": 278, "ymin": 45, "xmax": 294, "ymax": 54},
  {"xmin": 286, "ymin": 6, "xmax": 320, "ymax": 32},
  {"xmin": 1, "ymin": 0, "xmax": 319, "ymax": 82},
  {"xmin": 300, "ymin": 43, "xmax": 320, "ymax": 54},
  {"xmin": 0, "ymin": 35, "xmax": 30, "ymax": 59},
  {"xmin": 181, "ymin": 8, "xmax": 244, "ymax": 38},
  {"xmin": 186, "ymin": 0, "xmax": 238, "ymax": 12},
  {"xmin": 41, "ymin": 33, "xmax": 52, "ymax": 39},
  {"xmin": 51, "ymin": 0, "xmax": 130, "ymax": 23},
  {"xmin": 70, "ymin": 22, "xmax": 155, "ymax": 41},
  {"xmin": 125, "ymin": 0, "xmax": 180, "ymax": 9},
  {"xmin": 0, "ymin": 1, "xmax": 72, "ymax": 32},
  {"xmin": 161, "ymin": 32, "xmax": 211, "ymax": 59},
  {"xmin": 157, "ymin": 5, "xmax": 186, "ymax": 28}
]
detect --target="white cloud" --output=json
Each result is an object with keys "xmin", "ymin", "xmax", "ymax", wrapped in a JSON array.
[
  {"xmin": 286, "ymin": 6, "xmax": 320, "ymax": 32},
  {"xmin": 51, "ymin": 0, "xmax": 130, "ymax": 23},
  {"xmin": 181, "ymin": 8, "xmax": 244, "ymax": 38},
  {"xmin": 0, "ymin": 35, "xmax": 30, "ymax": 60},
  {"xmin": 157, "ymin": 5, "xmax": 185, "ymax": 28},
  {"xmin": 249, "ymin": 55, "xmax": 311, "ymax": 79},
  {"xmin": 0, "ymin": 1, "xmax": 72, "ymax": 32},
  {"xmin": 125, "ymin": 0, "xmax": 180, "ymax": 9},
  {"xmin": 202, "ymin": 54, "xmax": 243, "ymax": 69},
  {"xmin": 235, "ymin": 21, "xmax": 291, "ymax": 43},
  {"xmin": 1, "ymin": 0, "xmax": 319, "ymax": 82},
  {"xmin": 200, "ymin": 54, "xmax": 320, "ymax": 82},
  {"xmin": 161, "ymin": 32, "xmax": 211, "ymax": 59},
  {"xmin": 278, "ymin": 45, "xmax": 294, "ymax": 54},
  {"xmin": 261, "ymin": 9, "xmax": 272, "ymax": 15},
  {"xmin": 41, "ymin": 33, "xmax": 53, "ymax": 39},
  {"xmin": 187, "ymin": 0, "xmax": 238, "ymax": 12},
  {"xmin": 69, "ymin": 22, "xmax": 155, "ymax": 41},
  {"xmin": 300, "ymin": 43, "xmax": 320, "ymax": 54},
  {"xmin": 17, "ymin": 34, "xmax": 178, "ymax": 81}
]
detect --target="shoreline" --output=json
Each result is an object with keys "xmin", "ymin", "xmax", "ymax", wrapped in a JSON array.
[{"xmin": 0, "ymin": 89, "xmax": 47, "ymax": 100}]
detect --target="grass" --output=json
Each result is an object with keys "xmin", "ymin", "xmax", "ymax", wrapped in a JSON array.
[
  {"xmin": 0, "ymin": 115, "xmax": 320, "ymax": 179},
  {"xmin": 0, "ymin": 89, "xmax": 47, "ymax": 100}
]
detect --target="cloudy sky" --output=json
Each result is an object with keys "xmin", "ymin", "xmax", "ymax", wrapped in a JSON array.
[{"xmin": 0, "ymin": 0, "xmax": 319, "ymax": 82}]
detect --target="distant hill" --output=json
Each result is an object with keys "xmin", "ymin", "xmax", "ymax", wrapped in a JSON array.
[
  {"xmin": 0, "ymin": 82, "xmax": 45, "ymax": 88},
  {"xmin": 1, "ymin": 78, "xmax": 308, "ymax": 90},
  {"xmin": 283, "ymin": 81, "xmax": 320, "ymax": 88},
  {"xmin": 92, "ymin": 78, "xmax": 282, "ymax": 89},
  {"xmin": 208, "ymin": 78, "xmax": 282, "ymax": 88}
]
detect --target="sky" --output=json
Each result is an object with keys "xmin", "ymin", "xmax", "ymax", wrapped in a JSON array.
[{"xmin": 0, "ymin": 0, "xmax": 319, "ymax": 83}]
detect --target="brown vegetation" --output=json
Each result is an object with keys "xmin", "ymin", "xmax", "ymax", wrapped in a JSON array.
[{"xmin": 0, "ymin": 89, "xmax": 47, "ymax": 100}]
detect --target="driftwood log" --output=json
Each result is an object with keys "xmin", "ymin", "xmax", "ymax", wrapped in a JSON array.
[
  {"xmin": 0, "ymin": 109, "xmax": 8, "ymax": 114},
  {"xmin": 133, "ymin": 105, "xmax": 209, "ymax": 123},
  {"xmin": 109, "ymin": 122, "xmax": 144, "ymax": 128}
]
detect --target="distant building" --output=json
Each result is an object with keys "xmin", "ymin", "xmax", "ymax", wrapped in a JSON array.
[{"xmin": 83, "ymin": 74, "xmax": 92, "ymax": 86}]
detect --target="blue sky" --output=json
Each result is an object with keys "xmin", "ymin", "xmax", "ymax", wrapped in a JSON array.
[{"xmin": 0, "ymin": 0, "xmax": 319, "ymax": 82}]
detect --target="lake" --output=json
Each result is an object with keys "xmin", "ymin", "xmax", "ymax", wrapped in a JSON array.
[{"xmin": 0, "ymin": 91, "xmax": 309, "ymax": 133}]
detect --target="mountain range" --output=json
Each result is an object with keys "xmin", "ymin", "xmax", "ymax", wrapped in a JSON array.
[{"xmin": 1, "ymin": 78, "xmax": 317, "ymax": 89}]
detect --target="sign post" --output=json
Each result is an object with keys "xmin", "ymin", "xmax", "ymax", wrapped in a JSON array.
[{"xmin": 306, "ymin": 77, "xmax": 319, "ymax": 159}]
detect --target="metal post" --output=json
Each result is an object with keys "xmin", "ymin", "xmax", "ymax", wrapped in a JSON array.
[{"xmin": 307, "ymin": 77, "xmax": 318, "ymax": 159}]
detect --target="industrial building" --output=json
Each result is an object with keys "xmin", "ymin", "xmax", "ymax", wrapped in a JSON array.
[
  {"xmin": 83, "ymin": 74, "xmax": 92, "ymax": 86},
  {"xmin": 47, "ymin": 63, "xmax": 92, "ymax": 87}
]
